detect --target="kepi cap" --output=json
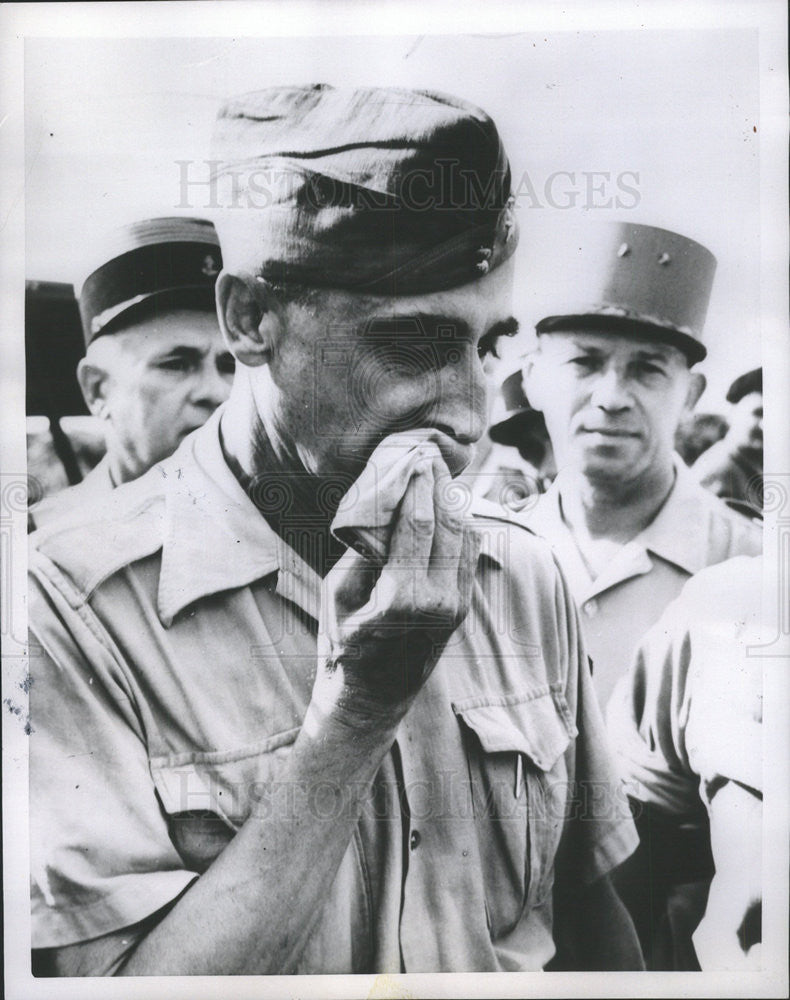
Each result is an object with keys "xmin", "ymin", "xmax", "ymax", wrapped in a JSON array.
[
  {"xmin": 535, "ymin": 222, "xmax": 716, "ymax": 364},
  {"xmin": 77, "ymin": 217, "xmax": 222, "ymax": 346}
]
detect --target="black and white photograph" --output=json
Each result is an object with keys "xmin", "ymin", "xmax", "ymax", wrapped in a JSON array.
[{"xmin": 1, "ymin": 2, "xmax": 788, "ymax": 998}]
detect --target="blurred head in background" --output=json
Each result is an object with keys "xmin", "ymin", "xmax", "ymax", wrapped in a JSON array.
[{"xmin": 724, "ymin": 367, "xmax": 763, "ymax": 462}]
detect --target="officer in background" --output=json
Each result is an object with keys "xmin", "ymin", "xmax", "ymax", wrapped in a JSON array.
[
  {"xmin": 519, "ymin": 221, "xmax": 761, "ymax": 712},
  {"xmin": 692, "ymin": 366, "xmax": 763, "ymax": 517},
  {"xmin": 29, "ymin": 217, "xmax": 234, "ymax": 529},
  {"xmin": 517, "ymin": 220, "xmax": 762, "ymax": 968}
]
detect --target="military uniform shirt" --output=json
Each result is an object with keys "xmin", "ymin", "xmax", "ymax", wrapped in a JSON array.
[
  {"xmin": 29, "ymin": 455, "xmax": 115, "ymax": 531},
  {"xmin": 518, "ymin": 460, "xmax": 762, "ymax": 713},
  {"xmin": 28, "ymin": 409, "xmax": 637, "ymax": 973},
  {"xmin": 607, "ymin": 556, "xmax": 764, "ymax": 969}
]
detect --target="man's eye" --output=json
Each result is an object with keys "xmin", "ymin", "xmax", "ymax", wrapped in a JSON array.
[
  {"xmin": 158, "ymin": 358, "xmax": 193, "ymax": 372},
  {"xmin": 569, "ymin": 356, "xmax": 599, "ymax": 371},
  {"xmin": 217, "ymin": 354, "xmax": 236, "ymax": 376},
  {"xmin": 477, "ymin": 335, "xmax": 498, "ymax": 360},
  {"xmin": 636, "ymin": 362, "xmax": 665, "ymax": 378}
]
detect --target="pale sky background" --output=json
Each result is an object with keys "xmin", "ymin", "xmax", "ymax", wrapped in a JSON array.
[{"xmin": 25, "ymin": 30, "xmax": 762, "ymax": 405}]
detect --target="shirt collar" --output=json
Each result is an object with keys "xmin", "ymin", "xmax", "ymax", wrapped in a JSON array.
[
  {"xmin": 532, "ymin": 456, "xmax": 709, "ymax": 577},
  {"xmin": 158, "ymin": 408, "xmax": 323, "ymax": 627},
  {"xmin": 156, "ymin": 412, "xmax": 501, "ymax": 627},
  {"xmin": 635, "ymin": 458, "xmax": 711, "ymax": 575}
]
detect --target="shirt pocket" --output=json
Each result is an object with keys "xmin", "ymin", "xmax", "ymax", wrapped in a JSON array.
[
  {"xmin": 452, "ymin": 686, "xmax": 576, "ymax": 937},
  {"xmin": 149, "ymin": 726, "xmax": 301, "ymax": 872}
]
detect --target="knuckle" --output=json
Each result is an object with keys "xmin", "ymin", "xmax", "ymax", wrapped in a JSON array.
[
  {"xmin": 417, "ymin": 589, "xmax": 459, "ymax": 623},
  {"xmin": 409, "ymin": 516, "xmax": 435, "ymax": 538},
  {"xmin": 436, "ymin": 509, "xmax": 464, "ymax": 536}
]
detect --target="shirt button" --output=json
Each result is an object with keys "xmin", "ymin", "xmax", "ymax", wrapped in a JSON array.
[
  {"xmin": 584, "ymin": 599, "xmax": 599, "ymax": 617},
  {"xmin": 409, "ymin": 830, "xmax": 421, "ymax": 851}
]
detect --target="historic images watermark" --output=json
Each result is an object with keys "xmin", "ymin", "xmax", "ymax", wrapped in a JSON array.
[{"xmin": 174, "ymin": 159, "xmax": 642, "ymax": 212}]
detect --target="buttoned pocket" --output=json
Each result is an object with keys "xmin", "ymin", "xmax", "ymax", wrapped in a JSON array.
[{"xmin": 452, "ymin": 687, "xmax": 576, "ymax": 937}]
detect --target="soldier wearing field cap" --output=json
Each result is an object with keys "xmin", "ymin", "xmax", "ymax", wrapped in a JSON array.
[
  {"xmin": 692, "ymin": 366, "xmax": 763, "ymax": 517},
  {"xmin": 29, "ymin": 217, "xmax": 234, "ymax": 529},
  {"xmin": 468, "ymin": 367, "xmax": 556, "ymax": 511},
  {"xmin": 29, "ymin": 85, "xmax": 642, "ymax": 976},
  {"xmin": 518, "ymin": 220, "xmax": 761, "ymax": 968}
]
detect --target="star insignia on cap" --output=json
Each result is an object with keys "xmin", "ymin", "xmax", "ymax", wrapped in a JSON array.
[{"xmin": 475, "ymin": 246, "xmax": 493, "ymax": 274}]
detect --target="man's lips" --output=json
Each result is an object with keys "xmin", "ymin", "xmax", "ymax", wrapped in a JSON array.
[{"xmin": 578, "ymin": 426, "xmax": 640, "ymax": 438}]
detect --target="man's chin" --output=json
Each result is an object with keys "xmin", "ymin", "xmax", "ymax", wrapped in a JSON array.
[{"xmin": 578, "ymin": 456, "xmax": 639, "ymax": 484}]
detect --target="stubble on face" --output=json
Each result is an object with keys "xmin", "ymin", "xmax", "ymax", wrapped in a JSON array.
[{"xmin": 252, "ymin": 262, "xmax": 518, "ymax": 482}]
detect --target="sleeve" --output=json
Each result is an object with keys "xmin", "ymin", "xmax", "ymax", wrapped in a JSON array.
[
  {"xmin": 28, "ymin": 554, "xmax": 197, "ymax": 949},
  {"xmin": 693, "ymin": 781, "xmax": 763, "ymax": 970},
  {"xmin": 606, "ymin": 598, "xmax": 707, "ymax": 820},
  {"xmin": 548, "ymin": 558, "xmax": 643, "ymax": 970},
  {"xmin": 551, "ymin": 555, "xmax": 639, "ymax": 884}
]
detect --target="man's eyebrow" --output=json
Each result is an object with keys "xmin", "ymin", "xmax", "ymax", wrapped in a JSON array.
[
  {"xmin": 485, "ymin": 316, "xmax": 520, "ymax": 340},
  {"xmin": 632, "ymin": 348, "xmax": 673, "ymax": 363},
  {"xmin": 153, "ymin": 345, "xmax": 207, "ymax": 359}
]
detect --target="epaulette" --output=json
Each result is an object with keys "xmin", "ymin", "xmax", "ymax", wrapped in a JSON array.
[{"xmin": 30, "ymin": 473, "xmax": 167, "ymax": 600}]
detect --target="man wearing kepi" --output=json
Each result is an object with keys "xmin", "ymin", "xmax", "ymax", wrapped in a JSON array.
[
  {"xmin": 520, "ymin": 222, "xmax": 761, "ymax": 714},
  {"xmin": 29, "ymin": 86, "xmax": 641, "ymax": 976},
  {"xmin": 29, "ymin": 217, "xmax": 234, "ymax": 529},
  {"xmin": 518, "ymin": 221, "xmax": 761, "ymax": 968}
]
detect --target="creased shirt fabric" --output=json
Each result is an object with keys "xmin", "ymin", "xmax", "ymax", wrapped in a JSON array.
[
  {"xmin": 607, "ymin": 556, "xmax": 764, "ymax": 969},
  {"xmin": 28, "ymin": 456, "xmax": 115, "ymax": 532},
  {"xmin": 518, "ymin": 460, "xmax": 762, "ymax": 712},
  {"xmin": 607, "ymin": 555, "xmax": 763, "ymax": 815},
  {"xmin": 29, "ymin": 408, "xmax": 636, "ymax": 972}
]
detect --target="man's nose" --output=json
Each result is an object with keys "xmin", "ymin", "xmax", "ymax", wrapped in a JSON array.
[
  {"xmin": 589, "ymin": 367, "xmax": 633, "ymax": 412},
  {"xmin": 192, "ymin": 362, "xmax": 231, "ymax": 409},
  {"xmin": 435, "ymin": 353, "xmax": 487, "ymax": 441}
]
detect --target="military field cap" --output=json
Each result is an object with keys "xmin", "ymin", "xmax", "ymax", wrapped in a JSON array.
[
  {"xmin": 210, "ymin": 84, "xmax": 518, "ymax": 296},
  {"xmin": 488, "ymin": 368, "xmax": 549, "ymax": 457},
  {"xmin": 77, "ymin": 217, "xmax": 222, "ymax": 346},
  {"xmin": 726, "ymin": 366, "xmax": 762, "ymax": 403},
  {"xmin": 534, "ymin": 222, "xmax": 717, "ymax": 364}
]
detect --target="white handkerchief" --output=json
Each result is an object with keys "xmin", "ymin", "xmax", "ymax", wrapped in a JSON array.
[{"xmin": 331, "ymin": 429, "xmax": 466, "ymax": 561}]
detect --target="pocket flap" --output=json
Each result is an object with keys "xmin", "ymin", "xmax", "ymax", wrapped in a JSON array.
[{"xmin": 452, "ymin": 689, "xmax": 577, "ymax": 772}]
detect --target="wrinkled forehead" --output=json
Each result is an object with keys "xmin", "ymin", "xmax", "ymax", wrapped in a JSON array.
[{"xmin": 104, "ymin": 309, "xmax": 225, "ymax": 356}]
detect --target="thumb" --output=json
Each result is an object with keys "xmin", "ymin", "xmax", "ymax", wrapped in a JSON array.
[{"xmin": 326, "ymin": 546, "xmax": 382, "ymax": 616}]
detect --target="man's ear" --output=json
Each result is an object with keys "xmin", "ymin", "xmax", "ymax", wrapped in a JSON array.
[
  {"xmin": 684, "ymin": 371, "xmax": 707, "ymax": 411},
  {"xmin": 76, "ymin": 357, "xmax": 111, "ymax": 419},
  {"xmin": 216, "ymin": 271, "xmax": 282, "ymax": 368}
]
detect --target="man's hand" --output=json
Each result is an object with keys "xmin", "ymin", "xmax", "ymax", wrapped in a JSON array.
[{"xmin": 313, "ymin": 445, "xmax": 479, "ymax": 729}]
